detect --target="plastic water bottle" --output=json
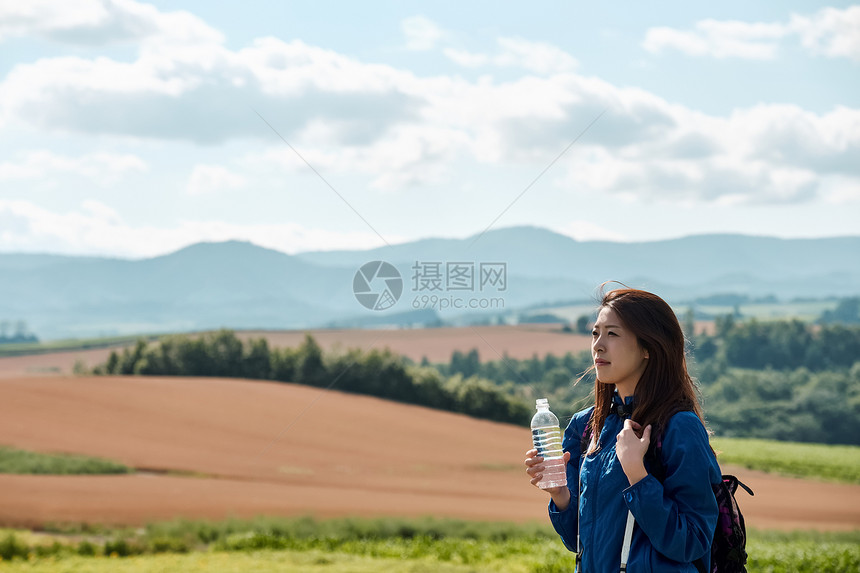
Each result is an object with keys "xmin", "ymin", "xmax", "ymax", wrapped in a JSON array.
[{"xmin": 531, "ymin": 398, "xmax": 567, "ymax": 489}]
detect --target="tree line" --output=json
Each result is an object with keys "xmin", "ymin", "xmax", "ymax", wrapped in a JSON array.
[
  {"xmin": 694, "ymin": 315, "xmax": 860, "ymax": 371},
  {"xmin": 688, "ymin": 317, "xmax": 860, "ymax": 444},
  {"xmin": 422, "ymin": 318, "xmax": 860, "ymax": 445},
  {"xmin": 87, "ymin": 317, "xmax": 860, "ymax": 445},
  {"xmin": 88, "ymin": 330, "xmax": 530, "ymax": 426},
  {"xmin": 0, "ymin": 320, "xmax": 38, "ymax": 344}
]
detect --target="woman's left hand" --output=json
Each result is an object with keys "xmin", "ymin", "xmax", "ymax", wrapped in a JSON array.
[{"xmin": 616, "ymin": 419, "xmax": 651, "ymax": 486}]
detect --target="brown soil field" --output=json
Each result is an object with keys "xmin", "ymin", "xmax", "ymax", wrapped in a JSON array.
[
  {"xmin": 237, "ymin": 324, "xmax": 594, "ymax": 363},
  {"xmin": 0, "ymin": 324, "xmax": 593, "ymax": 379},
  {"xmin": 1, "ymin": 376, "xmax": 858, "ymax": 531}
]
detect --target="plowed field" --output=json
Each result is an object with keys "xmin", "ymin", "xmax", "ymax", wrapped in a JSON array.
[
  {"xmin": 0, "ymin": 325, "xmax": 592, "ymax": 379},
  {"xmin": 1, "ymin": 376, "xmax": 857, "ymax": 531}
]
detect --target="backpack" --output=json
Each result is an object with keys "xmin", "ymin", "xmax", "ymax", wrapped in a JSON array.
[
  {"xmin": 702, "ymin": 474, "xmax": 754, "ymax": 573},
  {"xmin": 579, "ymin": 410, "xmax": 754, "ymax": 573}
]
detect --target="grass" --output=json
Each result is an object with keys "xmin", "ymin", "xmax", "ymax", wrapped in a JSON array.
[
  {"xmin": 695, "ymin": 300, "xmax": 838, "ymax": 322},
  {"xmin": 0, "ymin": 549, "xmax": 545, "ymax": 573},
  {"xmin": 3, "ymin": 544, "xmax": 856, "ymax": 573},
  {"xmin": 712, "ymin": 437, "xmax": 860, "ymax": 484},
  {"xmin": 0, "ymin": 333, "xmax": 163, "ymax": 357},
  {"xmin": 746, "ymin": 530, "xmax": 860, "ymax": 573},
  {"xmin": 39, "ymin": 515, "xmax": 559, "ymax": 545},
  {"xmin": 0, "ymin": 436, "xmax": 855, "ymax": 485},
  {"xmin": 0, "ymin": 517, "xmax": 567, "ymax": 571},
  {"xmin": 532, "ymin": 300, "xmax": 840, "ymax": 325},
  {"xmin": 0, "ymin": 446, "xmax": 132, "ymax": 475},
  {"xmin": 0, "ymin": 519, "xmax": 857, "ymax": 573}
]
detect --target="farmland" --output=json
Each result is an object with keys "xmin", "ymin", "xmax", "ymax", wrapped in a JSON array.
[
  {"xmin": 0, "ymin": 375, "xmax": 857, "ymax": 531},
  {"xmin": 0, "ymin": 328, "xmax": 858, "ymax": 571},
  {"xmin": 0, "ymin": 519, "xmax": 858, "ymax": 572},
  {"xmin": 0, "ymin": 324, "xmax": 592, "ymax": 378}
]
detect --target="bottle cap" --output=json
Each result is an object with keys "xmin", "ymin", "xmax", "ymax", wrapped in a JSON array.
[{"xmin": 535, "ymin": 398, "xmax": 549, "ymax": 409}]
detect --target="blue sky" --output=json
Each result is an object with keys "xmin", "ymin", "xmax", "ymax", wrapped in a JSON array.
[{"xmin": 0, "ymin": 0, "xmax": 858, "ymax": 258}]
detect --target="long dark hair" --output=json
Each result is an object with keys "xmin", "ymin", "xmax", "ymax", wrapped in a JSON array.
[{"xmin": 586, "ymin": 287, "xmax": 705, "ymax": 452}]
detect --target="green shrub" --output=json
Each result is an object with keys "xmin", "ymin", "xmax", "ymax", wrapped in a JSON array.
[
  {"xmin": 103, "ymin": 538, "xmax": 145, "ymax": 557},
  {"xmin": 148, "ymin": 537, "xmax": 190, "ymax": 554},
  {"xmin": 76, "ymin": 540, "xmax": 97, "ymax": 556},
  {"xmin": 1, "ymin": 518, "xmax": 858, "ymax": 573},
  {"xmin": 0, "ymin": 446, "xmax": 131, "ymax": 475},
  {"xmin": 0, "ymin": 533, "xmax": 28, "ymax": 560}
]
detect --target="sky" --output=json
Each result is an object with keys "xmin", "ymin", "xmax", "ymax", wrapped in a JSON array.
[{"xmin": 0, "ymin": 0, "xmax": 858, "ymax": 259}]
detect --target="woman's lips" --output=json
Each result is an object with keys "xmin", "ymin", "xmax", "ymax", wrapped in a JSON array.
[{"xmin": 594, "ymin": 359, "xmax": 609, "ymax": 366}]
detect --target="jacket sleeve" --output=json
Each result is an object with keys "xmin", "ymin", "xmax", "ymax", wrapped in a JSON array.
[
  {"xmin": 621, "ymin": 412, "xmax": 720, "ymax": 563},
  {"xmin": 548, "ymin": 407, "xmax": 592, "ymax": 552}
]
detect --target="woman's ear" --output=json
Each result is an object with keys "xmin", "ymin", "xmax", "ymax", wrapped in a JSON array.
[{"xmin": 643, "ymin": 349, "xmax": 649, "ymax": 360}]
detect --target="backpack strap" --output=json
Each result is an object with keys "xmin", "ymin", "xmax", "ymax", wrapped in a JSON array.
[
  {"xmin": 579, "ymin": 406, "xmax": 636, "ymax": 573},
  {"xmin": 619, "ymin": 510, "xmax": 635, "ymax": 572},
  {"xmin": 579, "ymin": 407, "xmax": 595, "ymax": 454},
  {"xmin": 724, "ymin": 474, "xmax": 755, "ymax": 497},
  {"xmin": 650, "ymin": 427, "xmax": 756, "ymax": 573}
]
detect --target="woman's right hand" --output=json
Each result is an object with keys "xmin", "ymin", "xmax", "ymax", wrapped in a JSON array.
[{"xmin": 524, "ymin": 448, "xmax": 572, "ymax": 500}]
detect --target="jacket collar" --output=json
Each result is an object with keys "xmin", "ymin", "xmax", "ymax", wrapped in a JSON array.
[{"xmin": 611, "ymin": 391, "xmax": 634, "ymax": 418}]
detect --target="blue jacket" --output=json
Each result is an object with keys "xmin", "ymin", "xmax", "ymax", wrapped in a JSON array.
[{"xmin": 549, "ymin": 396, "xmax": 721, "ymax": 572}]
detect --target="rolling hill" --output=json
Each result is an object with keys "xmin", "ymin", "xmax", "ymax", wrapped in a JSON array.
[
  {"xmin": 1, "ymin": 375, "xmax": 857, "ymax": 530},
  {"xmin": 1, "ymin": 226, "xmax": 858, "ymax": 339}
]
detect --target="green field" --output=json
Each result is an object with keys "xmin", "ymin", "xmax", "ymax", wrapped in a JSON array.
[
  {"xmin": 712, "ymin": 437, "xmax": 860, "ymax": 484},
  {"xmin": 0, "ymin": 333, "xmax": 161, "ymax": 358},
  {"xmin": 0, "ymin": 549, "xmax": 560, "ymax": 573},
  {"xmin": 4, "ymin": 437, "xmax": 857, "ymax": 484},
  {"xmin": 0, "ymin": 446, "xmax": 131, "ymax": 475},
  {"xmin": 529, "ymin": 300, "xmax": 840, "ymax": 324},
  {"xmin": 695, "ymin": 300, "xmax": 838, "ymax": 322},
  {"xmin": 0, "ymin": 520, "xmax": 857, "ymax": 573}
]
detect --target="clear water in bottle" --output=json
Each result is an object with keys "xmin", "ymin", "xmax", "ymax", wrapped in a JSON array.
[{"xmin": 531, "ymin": 398, "xmax": 567, "ymax": 489}]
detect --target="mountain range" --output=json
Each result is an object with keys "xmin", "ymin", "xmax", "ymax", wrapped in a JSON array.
[{"xmin": 1, "ymin": 226, "xmax": 858, "ymax": 340}]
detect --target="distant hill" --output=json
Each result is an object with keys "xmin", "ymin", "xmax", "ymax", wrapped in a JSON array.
[
  {"xmin": 1, "ymin": 227, "xmax": 858, "ymax": 339},
  {"xmin": 0, "ymin": 241, "xmax": 355, "ymax": 340},
  {"xmin": 298, "ymin": 226, "xmax": 860, "ymax": 287}
]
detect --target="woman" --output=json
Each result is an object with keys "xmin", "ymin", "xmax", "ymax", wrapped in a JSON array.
[{"xmin": 525, "ymin": 288, "xmax": 721, "ymax": 572}]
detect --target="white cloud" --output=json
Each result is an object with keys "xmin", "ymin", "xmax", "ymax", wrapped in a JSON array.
[
  {"xmin": 187, "ymin": 165, "xmax": 246, "ymax": 195},
  {"xmin": 493, "ymin": 37, "xmax": 579, "ymax": 74},
  {"xmin": 402, "ymin": 15, "xmax": 443, "ymax": 51},
  {"xmin": 242, "ymin": 69, "xmax": 858, "ymax": 203},
  {"xmin": 0, "ymin": 0, "xmax": 855, "ymax": 208},
  {"xmin": 247, "ymin": 121, "xmax": 472, "ymax": 191},
  {"xmin": 567, "ymin": 106, "xmax": 860, "ymax": 206},
  {"xmin": 819, "ymin": 175, "xmax": 860, "ymax": 204},
  {"xmin": 0, "ymin": 0, "xmax": 223, "ymax": 46},
  {"xmin": 791, "ymin": 6, "xmax": 860, "ymax": 61},
  {"xmin": 0, "ymin": 199, "xmax": 400, "ymax": 257},
  {"xmin": 0, "ymin": 199, "xmax": 124, "ymax": 254},
  {"xmin": 0, "ymin": 36, "xmax": 420, "ymax": 143},
  {"xmin": 0, "ymin": 150, "xmax": 147, "ymax": 184},
  {"xmin": 444, "ymin": 37, "xmax": 578, "ymax": 73},
  {"xmin": 643, "ymin": 6, "xmax": 860, "ymax": 61},
  {"xmin": 643, "ymin": 19, "xmax": 785, "ymax": 60},
  {"xmin": 555, "ymin": 97, "xmax": 860, "ymax": 206},
  {"xmin": 442, "ymin": 48, "xmax": 489, "ymax": 68},
  {"xmin": 727, "ymin": 104, "xmax": 860, "ymax": 175}
]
